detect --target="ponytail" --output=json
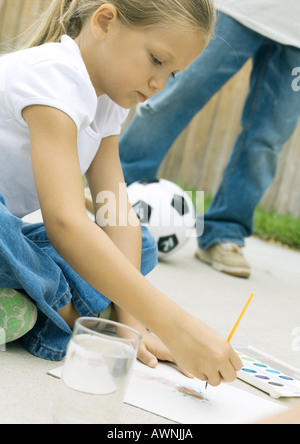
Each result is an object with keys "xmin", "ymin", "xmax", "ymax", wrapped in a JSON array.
[{"xmin": 19, "ymin": 0, "xmax": 83, "ymax": 48}]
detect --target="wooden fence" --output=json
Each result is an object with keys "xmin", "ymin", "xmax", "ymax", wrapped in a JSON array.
[{"xmin": 1, "ymin": 0, "xmax": 300, "ymax": 216}]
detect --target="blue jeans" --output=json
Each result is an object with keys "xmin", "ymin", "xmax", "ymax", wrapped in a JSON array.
[
  {"xmin": 0, "ymin": 194, "xmax": 158, "ymax": 361},
  {"xmin": 120, "ymin": 13, "xmax": 300, "ymax": 249}
]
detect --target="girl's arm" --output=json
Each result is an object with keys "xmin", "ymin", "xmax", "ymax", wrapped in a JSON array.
[
  {"xmin": 23, "ymin": 105, "xmax": 242, "ymax": 386},
  {"xmin": 85, "ymin": 133, "xmax": 178, "ymax": 369}
]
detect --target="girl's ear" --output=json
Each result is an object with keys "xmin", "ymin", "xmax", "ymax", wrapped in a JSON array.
[{"xmin": 91, "ymin": 4, "xmax": 118, "ymax": 40}]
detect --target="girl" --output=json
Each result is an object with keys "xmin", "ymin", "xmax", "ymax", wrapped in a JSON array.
[{"xmin": 0, "ymin": 0, "xmax": 242, "ymax": 387}]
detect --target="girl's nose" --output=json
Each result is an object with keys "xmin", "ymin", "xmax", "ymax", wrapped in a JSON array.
[{"xmin": 149, "ymin": 76, "xmax": 167, "ymax": 95}]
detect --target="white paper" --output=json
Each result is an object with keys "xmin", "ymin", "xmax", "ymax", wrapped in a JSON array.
[
  {"xmin": 126, "ymin": 362, "xmax": 286, "ymax": 424},
  {"xmin": 48, "ymin": 361, "xmax": 286, "ymax": 424}
]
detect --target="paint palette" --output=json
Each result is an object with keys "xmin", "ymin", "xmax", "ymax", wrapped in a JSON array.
[{"xmin": 236, "ymin": 350, "xmax": 300, "ymax": 399}]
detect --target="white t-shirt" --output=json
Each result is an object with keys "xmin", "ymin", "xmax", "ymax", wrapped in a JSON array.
[
  {"xmin": 216, "ymin": 0, "xmax": 300, "ymax": 48},
  {"xmin": 0, "ymin": 35, "xmax": 129, "ymax": 218}
]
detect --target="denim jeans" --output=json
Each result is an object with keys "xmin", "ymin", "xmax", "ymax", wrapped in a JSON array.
[
  {"xmin": 0, "ymin": 194, "xmax": 158, "ymax": 361},
  {"xmin": 120, "ymin": 13, "xmax": 300, "ymax": 249}
]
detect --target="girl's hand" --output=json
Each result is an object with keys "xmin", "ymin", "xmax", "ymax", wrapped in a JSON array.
[
  {"xmin": 136, "ymin": 326, "xmax": 194, "ymax": 378},
  {"xmin": 162, "ymin": 312, "xmax": 243, "ymax": 387},
  {"xmin": 137, "ymin": 326, "xmax": 174, "ymax": 368},
  {"xmin": 115, "ymin": 305, "xmax": 242, "ymax": 385}
]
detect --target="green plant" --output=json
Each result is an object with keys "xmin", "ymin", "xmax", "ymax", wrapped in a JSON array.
[{"xmin": 178, "ymin": 181, "xmax": 300, "ymax": 251}]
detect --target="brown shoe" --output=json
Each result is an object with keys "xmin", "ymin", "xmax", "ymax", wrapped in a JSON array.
[{"xmin": 195, "ymin": 243, "xmax": 251, "ymax": 278}]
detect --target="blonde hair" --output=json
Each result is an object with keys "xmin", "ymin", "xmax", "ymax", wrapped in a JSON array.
[{"xmin": 19, "ymin": 0, "xmax": 216, "ymax": 49}]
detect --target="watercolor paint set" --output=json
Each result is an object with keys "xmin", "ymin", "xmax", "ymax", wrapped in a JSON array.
[{"xmin": 236, "ymin": 349, "xmax": 300, "ymax": 399}]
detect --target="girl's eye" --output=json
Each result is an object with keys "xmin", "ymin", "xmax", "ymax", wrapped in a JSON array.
[
  {"xmin": 151, "ymin": 55, "xmax": 162, "ymax": 66},
  {"xmin": 151, "ymin": 54, "xmax": 176, "ymax": 79}
]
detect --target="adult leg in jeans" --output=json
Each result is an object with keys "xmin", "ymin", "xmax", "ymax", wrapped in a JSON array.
[
  {"xmin": 199, "ymin": 42, "xmax": 300, "ymax": 251},
  {"xmin": 120, "ymin": 13, "xmax": 265, "ymax": 184}
]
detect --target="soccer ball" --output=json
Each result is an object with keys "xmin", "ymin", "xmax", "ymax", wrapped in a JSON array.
[{"xmin": 127, "ymin": 179, "xmax": 196, "ymax": 258}]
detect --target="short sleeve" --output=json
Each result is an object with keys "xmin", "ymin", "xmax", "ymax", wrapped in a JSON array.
[
  {"xmin": 95, "ymin": 95, "xmax": 129, "ymax": 139},
  {"xmin": 5, "ymin": 60, "xmax": 98, "ymax": 132}
]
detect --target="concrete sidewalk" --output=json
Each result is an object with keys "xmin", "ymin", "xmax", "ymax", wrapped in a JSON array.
[{"xmin": 0, "ymin": 235, "xmax": 299, "ymax": 424}]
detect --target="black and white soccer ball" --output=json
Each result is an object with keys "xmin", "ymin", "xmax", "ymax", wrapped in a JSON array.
[{"xmin": 127, "ymin": 179, "xmax": 196, "ymax": 258}]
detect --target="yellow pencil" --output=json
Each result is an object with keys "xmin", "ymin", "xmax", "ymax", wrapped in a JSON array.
[
  {"xmin": 205, "ymin": 292, "xmax": 255, "ymax": 389},
  {"xmin": 227, "ymin": 292, "xmax": 255, "ymax": 343}
]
